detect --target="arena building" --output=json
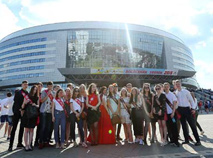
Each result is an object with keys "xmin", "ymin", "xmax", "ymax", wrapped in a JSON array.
[{"xmin": 0, "ymin": 21, "xmax": 198, "ymax": 90}]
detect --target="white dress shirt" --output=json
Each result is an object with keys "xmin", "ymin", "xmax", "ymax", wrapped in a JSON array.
[
  {"xmin": 175, "ymin": 89, "xmax": 196, "ymax": 109},
  {"xmin": 165, "ymin": 91, "xmax": 177, "ymax": 114}
]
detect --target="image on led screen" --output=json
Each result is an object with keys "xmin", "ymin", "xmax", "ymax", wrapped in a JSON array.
[{"xmin": 67, "ymin": 30, "xmax": 164, "ymax": 69}]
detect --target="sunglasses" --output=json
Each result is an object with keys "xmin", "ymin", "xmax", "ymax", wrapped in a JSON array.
[
  {"xmin": 144, "ymin": 87, "xmax": 149, "ymax": 89},
  {"xmin": 155, "ymin": 88, "xmax": 161, "ymax": 91}
]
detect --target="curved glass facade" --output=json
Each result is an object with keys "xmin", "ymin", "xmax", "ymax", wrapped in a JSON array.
[
  {"xmin": 67, "ymin": 30, "xmax": 164, "ymax": 69},
  {"xmin": 0, "ymin": 21, "xmax": 197, "ymax": 88}
]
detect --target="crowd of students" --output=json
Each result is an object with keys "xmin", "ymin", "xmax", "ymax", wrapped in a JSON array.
[{"xmin": 0, "ymin": 79, "xmax": 204, "ymax": 152}]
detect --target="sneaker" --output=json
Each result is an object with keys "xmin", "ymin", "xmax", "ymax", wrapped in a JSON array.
[
  {"xmin": 128, "ymin": 141, "xmax": 134, "ymax": 144},
  {"xmin": 7, "ymin": 137, "xmax": 10, "ymax": 141},
  {"xmin": 139, "ymin": 139, "xmax": 144, "ymax": 145},
  {"xmin": 200, "ymin": 131, "xmax": 204, "ymax": 135},
  {"xmin": 49, "ymin": 140, "xmax": 54, "ymax": 143},
  {"xmin": 73, "ymin": 141, "xmax": 78, "ymax": 147},
  {"xmin": 3, "ymin": 135, "xmax": 6, "ymax": 138},
  {"xmin": 195, "ymin": 142, "xmax": 201, "ymax": 146},
  {"xmin": 135, "ymin": 138, "xmax": 140, "ymax": 143},
  {"xmin": 17, "ymin": 143, "xmax": 25, "ymax": 148}
]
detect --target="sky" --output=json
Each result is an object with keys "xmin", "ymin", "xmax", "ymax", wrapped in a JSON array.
[{"xmin": 0, "ymin": 0, "xmax": 212, "ymax": 89}]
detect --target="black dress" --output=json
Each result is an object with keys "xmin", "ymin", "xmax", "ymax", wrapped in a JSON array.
[
  {"xmin": 153, "ymin": 93, "xmax": 166, "ymax": 120},
  {"xmin": 22, "ymin": 95, "xmax": 38, "ymax": 128}
]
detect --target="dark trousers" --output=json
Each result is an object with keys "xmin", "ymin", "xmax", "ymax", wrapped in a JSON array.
[
  {"xmin": 9, "ymin": 112, "xmax": 24, "ymax": 148},
  {"xmin": 166, "ymin": 114, "xmax": 179, "ymax": 143},
  {"xmin": 70, "ymin": 113, "xmax": 84, "ymax": 142},
  {"xmin": 49, "ymin": 122, "xmax": 54, "ymax": 141},
  {"xmin": 195, "ymin": 111, "xmax": 203, "ymax": 132},
  {"xmin": 39, "ymin": 113, "xmax": 52, "ymax": 143},
  {"xmin": 131, "ymin": 108, "xmax": 143, "ymax": 136},
  {"xmin": 178, "ymin": 107, "xmax": 200, "ymax": 143}
]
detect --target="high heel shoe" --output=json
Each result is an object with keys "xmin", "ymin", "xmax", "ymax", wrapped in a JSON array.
[{"xmin": 82, "ymin": 142, "xmax": 88, "ymax": 148}]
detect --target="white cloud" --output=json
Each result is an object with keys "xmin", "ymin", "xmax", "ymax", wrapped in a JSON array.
[
  {"xmin": 195, "ymin": 41, "xmax": 207, "ymax": 49},
  {"xmin": 0, "ymin": 2, "xmax": 21, "ymax": 40},
  {"xmin": 195, "ymin": 60, "xmax": 213, "ymax": 89},
  {"xmin": 18, "ymin": 0, "xmax": 201, "ymax": 36}
]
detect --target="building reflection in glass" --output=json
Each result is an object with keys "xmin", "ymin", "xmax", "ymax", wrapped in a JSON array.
[{"xmin": 67, "ymin": 30, "xmax": 164, "ymax": 68}]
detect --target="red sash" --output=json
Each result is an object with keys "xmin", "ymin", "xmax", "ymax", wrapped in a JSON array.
[
  {"xmin": 65, "ymin": 100, "xmax": 70, "ymax": 105},
  {"xmin": 21, "ymin": 91, "xmax": 33, "ymax": 104},
  {"xmin": 56, "ymin": 98, "xmax": 68, "ymax": 118},
  {"xmin": 74, "ymin": 98, "xmax": 82, "ymax": 107},
  {"xmin": 45, "ymin": 90, "xmax": 54, "ymax": 102}
]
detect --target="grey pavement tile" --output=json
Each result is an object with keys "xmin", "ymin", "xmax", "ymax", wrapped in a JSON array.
[{"xmin": 0, "ymin": 113, "xmax": 212, "ymax": 158}]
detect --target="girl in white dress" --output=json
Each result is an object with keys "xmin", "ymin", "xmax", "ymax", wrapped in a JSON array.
[{"xmin": 119, "ymin": 88, "xmax": 133, "ymax": 143}]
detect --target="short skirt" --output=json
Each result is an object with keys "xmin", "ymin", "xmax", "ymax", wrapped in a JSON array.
[
  {"xmin": 120, "ymin": 109, "xmax": 132, "ymax": 124},
  {"xmin": 87, "ymin": 108, "xmax": 101, "ymax": 126}
]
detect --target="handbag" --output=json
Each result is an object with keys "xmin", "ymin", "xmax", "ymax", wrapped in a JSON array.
[
  {"xmin": 36, "ymin": 116, "xmax": 40, "ymax": 126},
  {"xmin": 111, "ymin": 114, "xmax": 121, "ymax": 125},
  {"xmin": 26, "ymin": 104, "xmax": 38, "ymax": 119},
  {"xmin": 81, "ymin": 111, "xmax": 87, "ymax": 120}
]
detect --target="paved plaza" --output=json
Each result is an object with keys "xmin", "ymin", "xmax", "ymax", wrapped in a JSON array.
[{"xmin": 0, "ymin": 113, "xmax": 213, "ymax": 158}]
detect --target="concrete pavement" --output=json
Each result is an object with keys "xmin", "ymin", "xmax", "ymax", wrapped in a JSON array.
[{"xmin": 0, "ymin": 113, "xmax": 212, "ymax": 158}]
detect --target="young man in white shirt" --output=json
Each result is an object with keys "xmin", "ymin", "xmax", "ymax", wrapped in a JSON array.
[
  {"xmin": 0, "ymin": 96, "xmax": 9, "ymax": 138},
  {"xmin": 175, "ymin": 80, "xmax": 201, "ymax": 146},
  {"xmin": 164, "ymin": 83, "xmax": 179, "ymax": 147}
]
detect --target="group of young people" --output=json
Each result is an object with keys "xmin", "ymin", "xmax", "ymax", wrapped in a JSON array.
[{"xmin": 0, "ymin": 79, "xmax": 203, "ymax": 152}]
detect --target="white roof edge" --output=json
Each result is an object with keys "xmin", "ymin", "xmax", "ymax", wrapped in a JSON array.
[{"xmin": 0, "ymin": 21, "xmax": 185, "ymax": 44}]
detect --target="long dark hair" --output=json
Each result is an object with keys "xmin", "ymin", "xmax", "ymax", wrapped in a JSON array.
[
  {"xmin": 29, "ymin": 85, "xmax": 38, "ymax": 98},
  {"xmin": 142, "ymin": 83, "xmax": 153, "ymax": 97},
  {"xmin": 55, "ymin": 88, "xmax": 63, "ymax": 99},
  {"xmin": 72, "ymin": 87, "xmax": 80, "ymax": 99},
  {"xmin": 99, "ymin": 86, "xmax": 107, "ymax": 94},
  {"xmin": 129, "ymin": 87, "xmax": 138, "ymax": 104},
  {"xmin": 87, "ymin": 83, "xmax": 98, "ymax": 95}
]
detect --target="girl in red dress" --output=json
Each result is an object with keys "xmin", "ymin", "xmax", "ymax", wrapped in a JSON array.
[
  {"xmin": 98, "ymin": 86, "xmax": 116, "ymax": 144},
  {"xmin": 86, "ymin": 83, "xmax": 101, "ymax": 145}
]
